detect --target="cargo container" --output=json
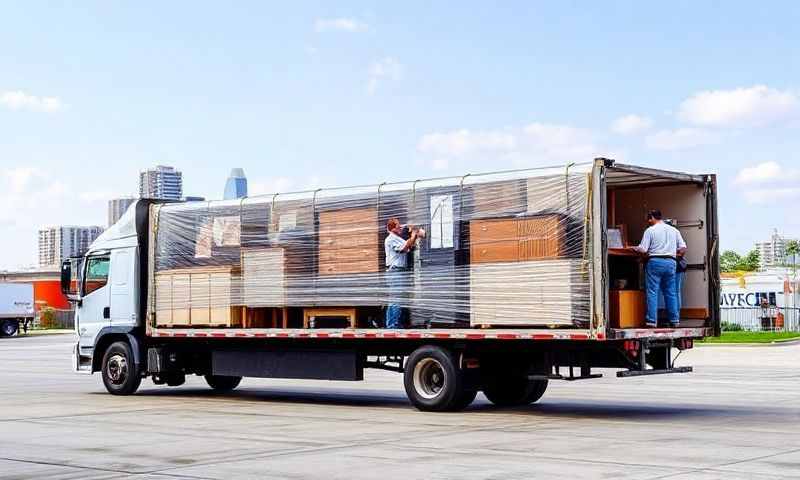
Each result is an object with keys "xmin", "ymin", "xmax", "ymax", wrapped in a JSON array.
[
  {"xmin": 0, "ymin": 283, "xmax": 34, "ymax": 337},
  {"xmin": 62, "ymin": 158, "xmax": 719, "ymax": 411}
]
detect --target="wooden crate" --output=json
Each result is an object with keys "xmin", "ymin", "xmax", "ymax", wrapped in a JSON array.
[
  {"xmin": 609, "ymin": 289, "xmax": 646, "ymax": 329},
  {"xmin": 469, "ymin": 259, "xmax": 589, "ymax": 327},
  {"xmin": 317, "ymin": 207, "xmax": 379, "ymax": 275},
  {"xmin": 469, "ymin": 215, "xmax": 565, "ymax": 264},
  {"xmin": 155, "ymin": 266, "xmax": 241, "ymax": 327}
]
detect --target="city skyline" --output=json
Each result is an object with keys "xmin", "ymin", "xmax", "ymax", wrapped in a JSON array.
[{"xmin": 2, "ymin": 2, "xmax": 800, "ymax": 268}]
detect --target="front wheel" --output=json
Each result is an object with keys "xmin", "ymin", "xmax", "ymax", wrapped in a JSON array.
[
  {"xmin": 101, "ymin": 341, "xmax": 141, "ymax": 395},
  {"xmin": 205, "ymin": 375, "xmax": 242, "ymax": 392},
  {"xmin": 404, "ymin": 345, "xmax": 471, "ymax": 412}
]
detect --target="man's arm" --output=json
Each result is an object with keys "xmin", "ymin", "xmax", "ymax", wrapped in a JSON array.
[
  {"xmin": 676, "ymin": 229, "xmax": 687, "ymax": 257},
  {"xmin": 400, "ymin": 230, "xmax": 418, "ymax": 252},
  {"xmin": 634, "ymin": 228, "xmax": 651, "ymax": 254}
]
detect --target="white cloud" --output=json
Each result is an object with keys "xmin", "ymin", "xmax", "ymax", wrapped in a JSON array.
[
  {"xmin": 644, "ymin": 128, "xmax": 716, "ymax": 151},
  {"xmin": 611, "ymin": 114, "xmax": 653, "ymax": 135},
  {"xmin": 678, "ymin": 85, "xmax": 798, "ymax": 127},
  {"xmin": 417, "ymin": 122, "xmax": 613, "ymax": 170},
  {"xmin": 314, "ymin": 17, "xmax": 368, "ymax": 33},
  {"xmin": 367, "ymin": 57, "xmax": 403, "ymax": 95},
  {"xmin": 734, "ymin": 161, "xmax": 800, "ymax": 204},
  {"xmin": 418, "ymin": 129, "xmax": 516, "ymax": 157},
  {"xmin": 0, "ymin": 90, "xmax": 64, "ymax": 113},
  {"xmin": 743, "ymin": 187, "xmax": 800, "ymax": 205}
]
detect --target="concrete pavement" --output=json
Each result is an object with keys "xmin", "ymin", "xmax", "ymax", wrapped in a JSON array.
[{"xmin": 1, "ymin": 334, "xmax": 799, "ymax": 479}]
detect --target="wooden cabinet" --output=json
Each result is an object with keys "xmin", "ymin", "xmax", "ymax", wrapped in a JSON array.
[
  {"xmin": 470, "ymin": 259, "xmax": 588, "ymax": 327},
  {"xmin": 469, "ymin": 215, "xmax": 565, "ymax": 264},
  {"xmin": 609, "ymin": 289, "xmax": 646, "ymax": 329},
  {"xmin": 317, "ymin": 207, "xmax": 379, "ymax": 275},
  {"xmin": 155, "ymin": 266, "xmax": 242, "ymax": 327}
]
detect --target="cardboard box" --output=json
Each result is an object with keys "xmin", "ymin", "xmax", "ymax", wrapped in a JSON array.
[{"xmin": 609, "ymin": 289, "xmax": 646, "ymax": 328}]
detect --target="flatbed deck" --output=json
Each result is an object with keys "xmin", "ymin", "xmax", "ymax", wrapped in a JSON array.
[{"xmin": 147, "ymin": 326, "xmax": 711, "ymax": 341}]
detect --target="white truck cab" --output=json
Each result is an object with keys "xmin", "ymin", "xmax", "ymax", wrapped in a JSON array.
[{"xmin": 62, "ymin": 201, "xmax": 146, "ymax": 374}]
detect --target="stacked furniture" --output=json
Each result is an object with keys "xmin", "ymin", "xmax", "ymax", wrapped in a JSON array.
[
  {"xmin": 468, "ymin": 213, "xmax": 588, "ymax": 327},
  {"xmin": 155, "ymin": 266, "xmax": 242, "ymax": 327},
  {"xmin": 409, "ymin": 186, "xmax": 469, "ymax": 327}
]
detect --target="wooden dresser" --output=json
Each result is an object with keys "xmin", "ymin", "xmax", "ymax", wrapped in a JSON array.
[
  {"xmin": 155, "ymin": 266, "xmax": 242, "ymax": 327},
  {"xmin": 469, "ymin": 215, "xmax": 566, "ymax": 264},
  {"xmin": 317, "ymin": 207, "xmax": 380, "ymax": 275}
]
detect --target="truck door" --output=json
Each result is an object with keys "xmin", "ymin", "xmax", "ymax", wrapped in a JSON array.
[
  {"xmin": 78, "ymin": 253, "xmax": 111, "ymax": 350},
  {"xmin": 109, "ymin": 248, "xmax": 137, "ymax": 326}
]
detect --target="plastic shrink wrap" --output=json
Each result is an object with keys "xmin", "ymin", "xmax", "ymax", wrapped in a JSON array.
[{"xmin": 153, "ymin": 163, "xmax": 592, "ymax": 328}]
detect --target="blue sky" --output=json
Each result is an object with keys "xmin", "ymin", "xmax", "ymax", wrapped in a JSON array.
[{"xmin": 1, "ymin": 2, "xmax": 799, "ymax": 268}]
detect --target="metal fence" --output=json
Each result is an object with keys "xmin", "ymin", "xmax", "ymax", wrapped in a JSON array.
[
  {"xmin": 34, "ymin": 309, "xmax": 75, "ymax": 330},
  {"xmin": 720, "ymin": 307, "xmax": 800, "ymax": 332}
]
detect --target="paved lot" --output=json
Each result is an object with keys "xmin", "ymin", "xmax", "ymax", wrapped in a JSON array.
[{"xmin": 1, "ymin": 334, "xmax": 799, "ymax": 479}]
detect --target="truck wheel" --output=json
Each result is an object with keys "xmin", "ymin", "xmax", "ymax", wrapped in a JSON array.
[
  {"xmin": 101, "ymin": 341, "xmax": 141, "ymax": 395},
  {"xmin": 404, "ymin": 345, "xmax": 470, "ymax": 412},
  {"xmin": 1, "ymin": 319, "xmax": 18, "ymax": 337},
  {"xmin": 483, "ymin": 376, "xmax": 548, "ymax": 407},
  {"xmin": 205, "ymin": 375, "xmax": 242, "ymax": 392}
]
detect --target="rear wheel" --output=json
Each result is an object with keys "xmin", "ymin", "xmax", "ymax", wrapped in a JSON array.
[
  {"xmin": 404, "ymin": 345, "xmax": 471, "ymax": 412},
  {"xmin": 0, "ymin": 319, "xmax": 18, "ymax": 337},
  {"xmin": 483, "ymin": 375, "xmax": 548, "ymax": 407},
  {"xmin": 205, "ymin": 375, "xmax": 242, "ymax": 392},
  {"xmin": 101, "ymin": 341, "xmax": 141, "ymax": 395}
]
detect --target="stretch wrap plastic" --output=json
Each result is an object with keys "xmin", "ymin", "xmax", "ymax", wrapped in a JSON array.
[{"xmin": 152, "ymin": 164, "xmax": 593, "ymax": 328}]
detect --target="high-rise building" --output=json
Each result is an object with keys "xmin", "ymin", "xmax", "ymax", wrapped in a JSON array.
[
  {"xmin": 107, "ymin": 197, "xmax": 137, "ymax": 227},
  {"xmin": 139, "ymin": 165, "xmax": 183, "ymax": 200},
  {"xmin": 755, "ymin": 229, "xmax": 798, "ymax": 268},
  {"xmin": 223, "ymin": 168, "xmax": 248, "ymax": 200},
  {"xmin": 38, "ymin": 226, "xmax": 104, "ymax": 267}
]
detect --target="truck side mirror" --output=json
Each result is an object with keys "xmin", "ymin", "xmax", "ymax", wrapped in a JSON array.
[{"xmin": 61, "ymin": 258, "xmax": 81, "ymax": 302}]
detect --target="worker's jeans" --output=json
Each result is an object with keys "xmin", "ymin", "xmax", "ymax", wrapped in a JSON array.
[
  {"xmin": 645, "ymin": 258, "xmax": 679, "ymax": 325},
  {"xmin": 385, "ymin": 267, "xmax": 408, "ymax": 329}
]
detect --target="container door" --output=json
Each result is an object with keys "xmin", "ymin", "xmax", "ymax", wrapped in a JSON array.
[
  {"xmin": 705, "ymin": 175, "xmax": 721, "ymax": 336},
  {"xmin": 78, "ymin": 253, "xmax": 111, "ymax": 351}
]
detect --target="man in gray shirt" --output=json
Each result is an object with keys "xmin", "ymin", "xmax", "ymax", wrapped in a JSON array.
[
  {"xmin": 634, "ymin": 209, "xmax": 687, "ymax": 327},
  {"xmin": 384, "ymin": 218, "xmax": 421, "ymax": 328}
]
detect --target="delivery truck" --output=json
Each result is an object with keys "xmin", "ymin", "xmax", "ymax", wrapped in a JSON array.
[
  {"xmin": 61, "ymin": 158, "xmax": 719, "ymax": 411},
  {"xmin": 0, "ymin": 282, "xmax": 34, "ymax": 337}
]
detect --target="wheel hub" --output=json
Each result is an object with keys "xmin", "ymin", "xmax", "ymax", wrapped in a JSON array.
[
  {"xmin": 413, "ymin": 358, "xmax": 446, "ymax": 400},
  {"xmin": 107, "ymin": 354, "xmax": 128, "ymax": 384}
]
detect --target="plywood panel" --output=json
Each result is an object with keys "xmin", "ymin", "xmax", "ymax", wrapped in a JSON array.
[
  {"xmin": 609, "ymin": 289, "xmax": 646, "ymax": 328},
  {"xmin": 470, "ymin": 259, "xmax": 589, "ymax": 326},
  {"xmin": 242, "ymin": 248, "xmax": 286, "ymax": 307}
]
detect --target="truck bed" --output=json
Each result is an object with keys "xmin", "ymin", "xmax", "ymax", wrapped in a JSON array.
[{"xmin": 147, "ymin": 325, "xmax": 711, "ymax": 341}]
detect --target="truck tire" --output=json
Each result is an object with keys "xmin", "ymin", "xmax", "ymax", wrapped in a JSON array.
[
  {"xmin": 205, "ymin": 375, "xmax": 242, "ymax": 392},
  {"xmin": 404, "ymin": 345, "xmax": 470, "ymax": 412},
  {"xmin": 1, "ymin": 319, "xmax": 18, "ymax": 337},
  {"xmin": 101, "ymin": 341, "xmax": 141, "ymax": 395},
  {"xmin": 483, "ymin": 376, "xmax": 548, "ymax": 407}
]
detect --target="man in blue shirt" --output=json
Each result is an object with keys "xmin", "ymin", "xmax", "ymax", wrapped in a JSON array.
[
  {"xmin": 384, "ymin": 218, "xmax": 420, "ymax": 328},
  {"xmin": 634, "ymin": 210, "xmax": 687, "ymax": 328}
]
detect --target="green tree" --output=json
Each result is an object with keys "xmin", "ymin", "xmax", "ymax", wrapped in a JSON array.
[
  {"xmin": 739, "ymin": 248, "xmax": 761, "ymax": 272},
  {"xmin": 720, "ymin": 250, "xmax": 742, "ymax": 272},
  {"xmin": 786, "ymin": 239, "xmax": 799, "ymax": 274}
]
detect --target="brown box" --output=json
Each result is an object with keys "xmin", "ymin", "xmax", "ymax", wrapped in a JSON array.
[
  {"xmin": 317, "ymin": 207, "xmax": 379, "ymax": 275},
  {"xmin": 469, "ymin": 215, "xmax": 566, "ymax": 264},
  {"xmin": 609, "ymin": 289, "xmax": 646, "ymax": 329},
  {"xmin": 155, "ymin": 266, "xmax": 241, "ymax": 327}
]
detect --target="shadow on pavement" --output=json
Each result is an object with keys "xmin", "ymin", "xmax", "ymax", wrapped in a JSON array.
[{"xmin": 91, "ymin": 386, "xmax": 755, "ymax": 421}]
